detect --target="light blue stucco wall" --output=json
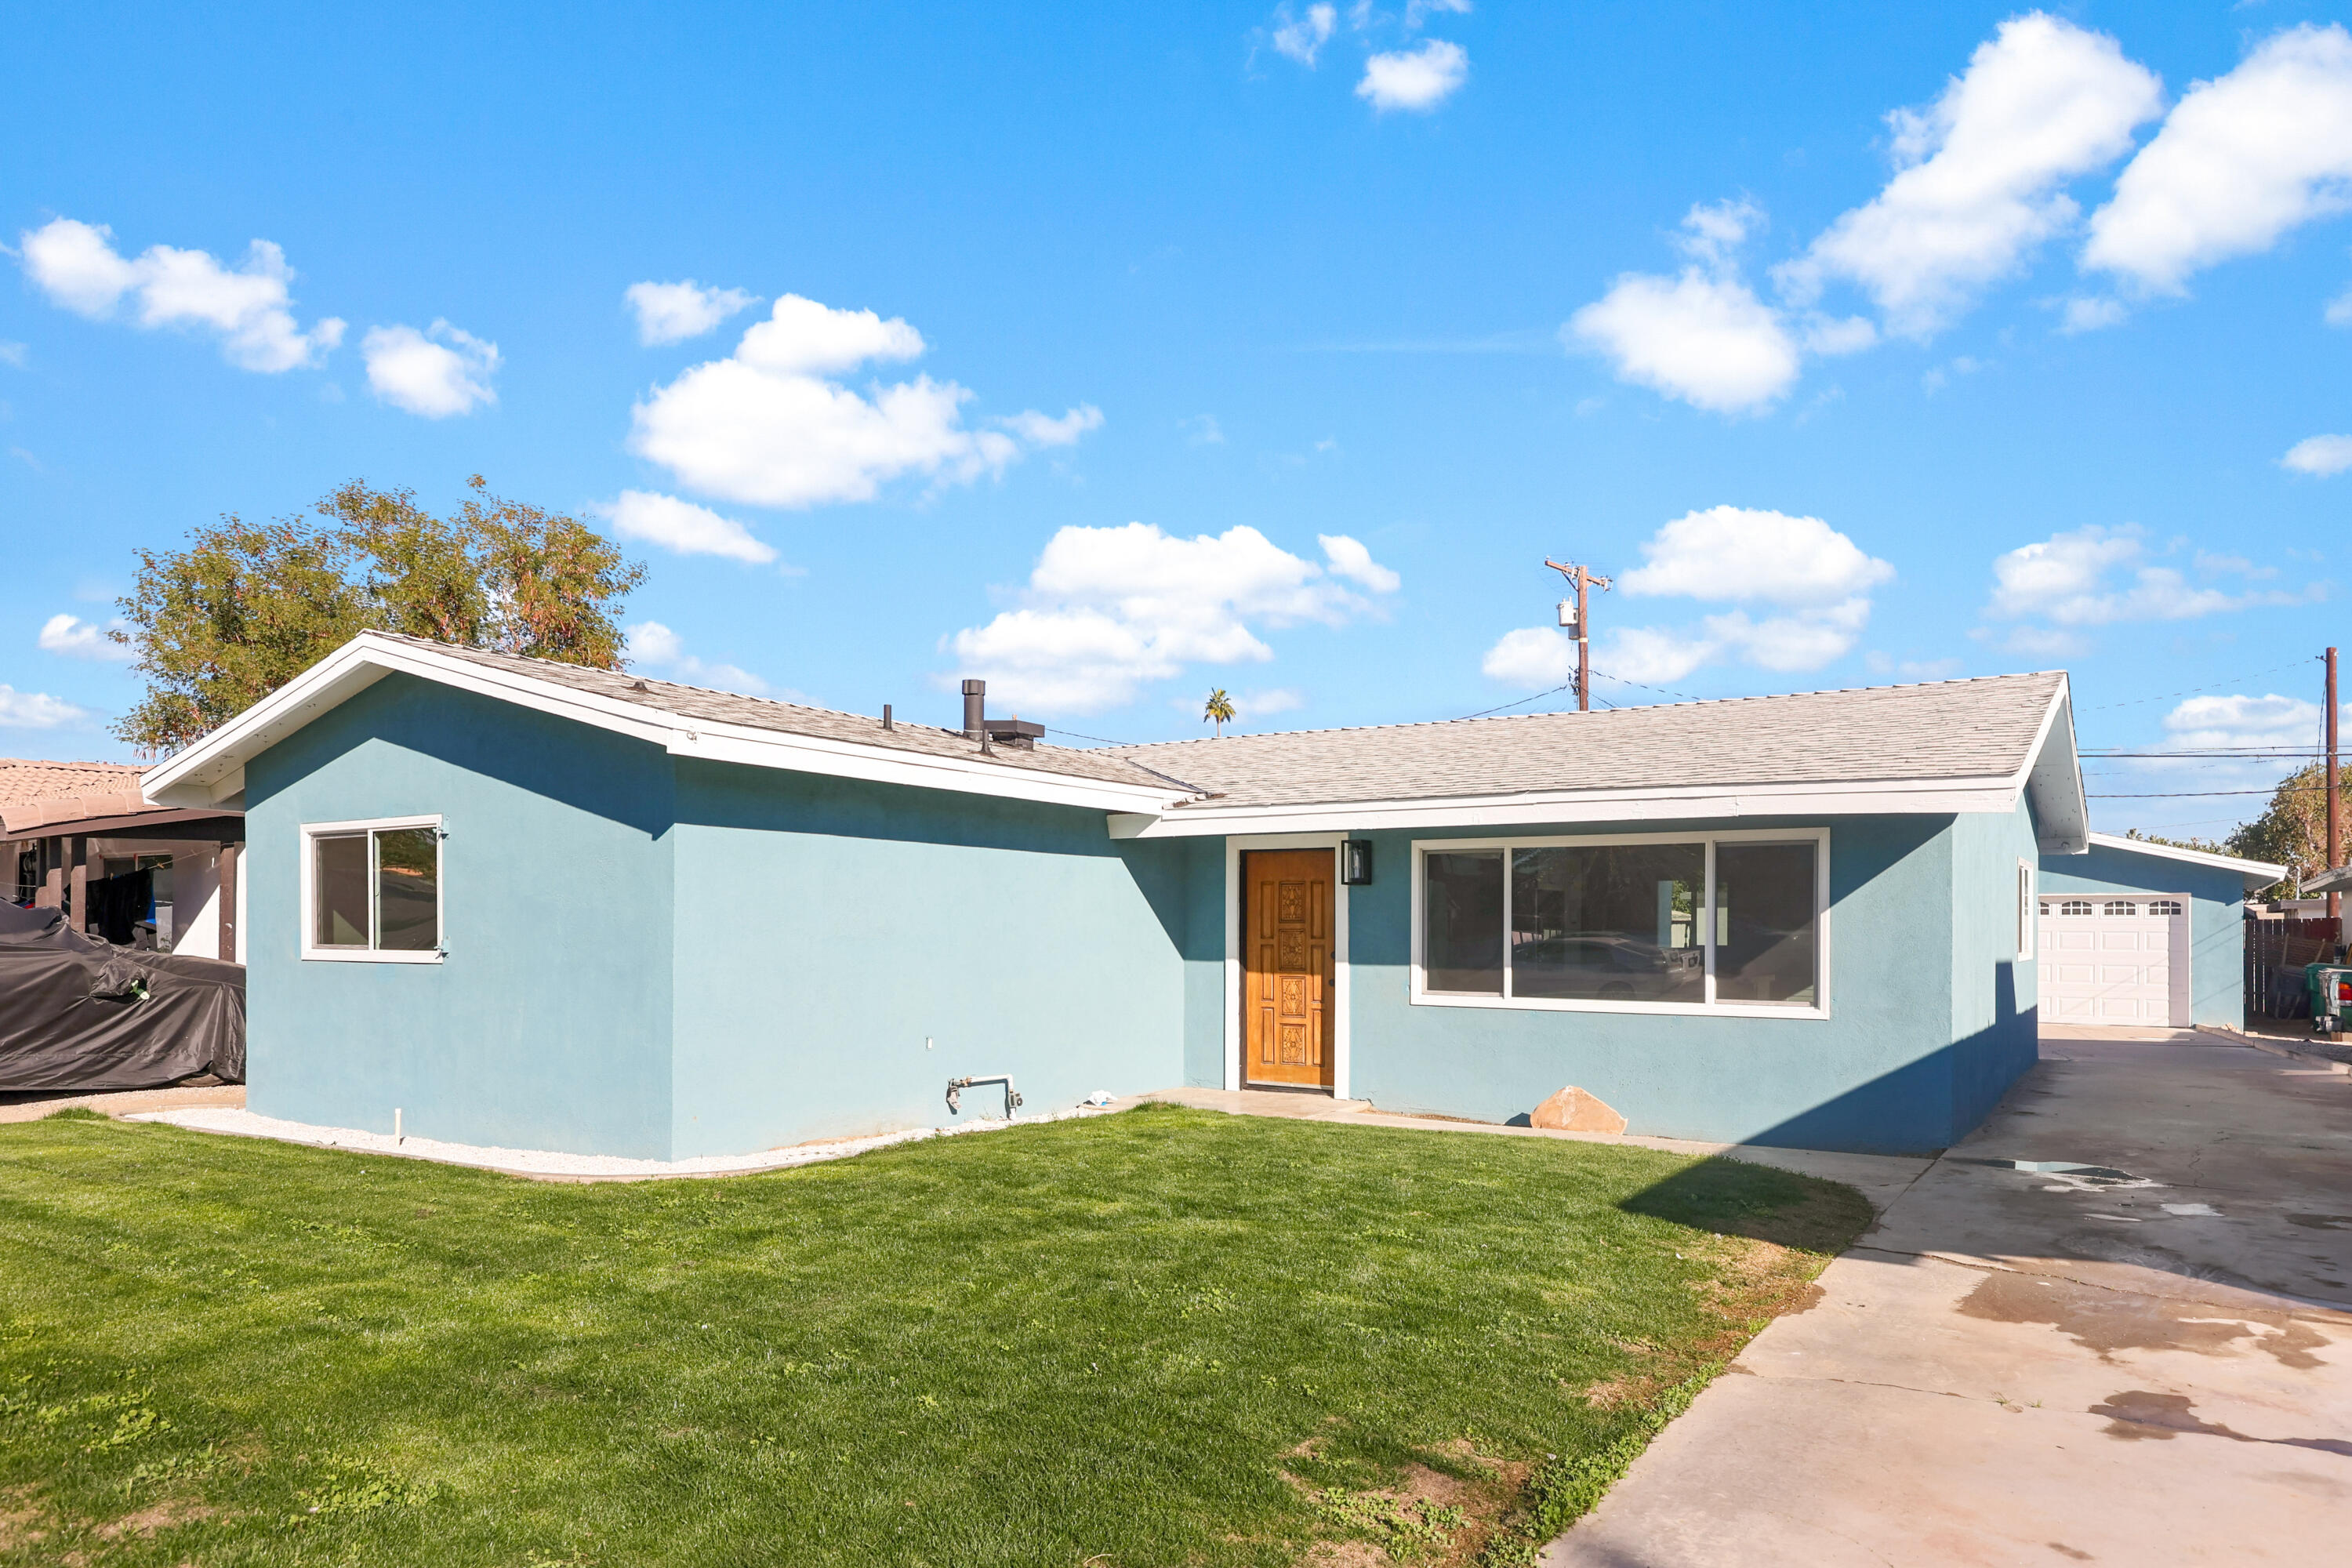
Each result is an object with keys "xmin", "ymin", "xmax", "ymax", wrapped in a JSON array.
[
  {"xmin": 1948, "ymin": 798, "xmax": 2040, "ymax": 1135},
  {"xmin": 2038, "ymin": 841, "xmax": 2250, "ymax": 1025},
  {"xmin": 663, "ymin": 760, "xmax": 1197, "ymax": 1156},
  {"xmin": 1335, "ymin": 813, "xmax": 2011, "ymax": 1155},
  {"xmin": 243, "ymin": 675, "xmax": 678, "ymax": 1157}
]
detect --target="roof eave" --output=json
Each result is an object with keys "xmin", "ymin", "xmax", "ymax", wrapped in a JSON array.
[
  {"xmin": 2082, "ymin": 829, "xmax": 2285, "ymax": 889},
  {"xmin": 143, "ymin": 633, "xmax": 1188, "ymax": 816},
  {"xmin": 1108, "ymin": 773, "xmax": 2034, "ymax": 839}
]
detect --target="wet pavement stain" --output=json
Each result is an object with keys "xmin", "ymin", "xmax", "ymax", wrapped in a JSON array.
[
  {"xmin": 1955, "ymin": 1271, "xmax": 2337, "ymax": 1368},
  {"xmin": 2285, "ymin": 1213, "xmax": 2352, "ymax": 1231},
  {"xmin": 2088, "ymin": 1391, "xmax": 2352, "ymax": 1456}
]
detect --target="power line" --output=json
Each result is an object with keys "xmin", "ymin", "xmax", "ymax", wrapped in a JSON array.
[
  {"xmin": 1044, "ymin": 725, "xmax": 1139, "ymax": 747},
  {"xmin": 2083, "ymin": 655, "xmax": 2322, "ymax": 712}
]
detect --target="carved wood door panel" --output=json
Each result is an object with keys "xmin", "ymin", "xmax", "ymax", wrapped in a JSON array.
[{"xmin": 1243, "ymin": 849, "xmax": 1334, "ymax": 1088}]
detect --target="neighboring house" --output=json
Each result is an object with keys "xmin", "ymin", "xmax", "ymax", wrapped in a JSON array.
[
  {"xmin": 2035, "ymin": 834, "xmax": 2282, "ymax": 1029},
  {"xmin": 145, "ymin": 631, "xmax": 2089, "ymax": 1159},
  {"xmin": 2, "ymin": 757, "xmax": 246, "ymax": 958}
]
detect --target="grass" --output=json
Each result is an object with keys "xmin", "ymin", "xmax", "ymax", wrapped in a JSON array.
[{"xmin": 0, "ymin": 1104, "xmax": 1869, "ymax": 1566}]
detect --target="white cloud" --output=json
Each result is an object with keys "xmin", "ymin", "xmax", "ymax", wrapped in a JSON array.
[
  {"xmin": 1864, "ymin": 652, "xmax": 1966, "ymax": 680},
  {"xmin": 37, "ymin": 613, "xmax": 133, "ymax": 662},
  {"xmin": 1236, "ymin": 687, "xmax": 1305, "ymax": 717},
  {"xmin": 2284, "ymin": 434, "xmax": 2352, "ymax": 476},
  {"xmin": 945, "ymin": 524, "xmax": 1398, "ymax": 713},
  {"xmin": 0, "ymin": 341, "xmax": 25, "ymax": 368},
  {"xmin": 1986, "ymin": 524, "xmax": 2318, "ymax": 634},
  {"xmin": 1483, "ymin": 506, "xmax": 1889, "ymax": 688},
  {"xmin": 17, "ymin": 217, "xmax": 345, "ymax": 372},
  {"xmin": 2085, "ymin": 25, "xmax": 2352, "ymax": 296},
  {"xmin": 628, "ymin": 294, "xmax": 1094, "ymax": 509},
  {"xmin": 623, "ymin": 619, "xmax": 775, "ymax": 697},
  {"xmin": 2328, "ymin": 285, "xmax": 2352, "ymax": 326},
  {"xmin": 1356, "ymin": 39, "xmax": 1468, "ymax": 112},
  {"xmin": 1319, "ymin": 532, "xmax": 1403, "ymax": 592},
  {"xmin": 0, "ymin": 685, "xmax": 89, "ymax": 729},
  {"xmin": 1781, "ymin": 14, "xmax": 2161, "ymax": 339},
  {"xmin": 625, "ymin": 280, "xmax": 758, "ymax": 345},
  {"xmin": 1620, "ymin": 505, "xmax": 1895, "ymax": 606},
  {"xmin": 2059, "ymin": 295, "xmax": 2129, "ymax": 333},
  {"xmin": 1404, "ymin": 0, "xmax": 1472, "ymax": 27},
  {"xmin": 1567, "ymin": 270, "xmax": 1798, "ymax": 413},
  {"xmin": 2161, "ymin": 692, "xmax": 2326, "ymax": 755},
  {"xmin": 1271, "ymin": 2, "xmax": 1336, "ymax": 65},
  {"xmin": 361, "ymin": 321, "xmax": 499, "ymax": 417},
  {"xmin": 598, "ymin": 490, "xmax": 777, "ymax": 564},
  {"xmin": 1180, "ymin": 413, "xmax": 1225, "ymax": 445},
  {"xmin": 998, "ymin": 405, "xmax": 1104, "ymax": 447}
]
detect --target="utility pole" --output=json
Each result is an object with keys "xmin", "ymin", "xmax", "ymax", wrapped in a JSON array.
[
  {"xmin": 2329, "ymin": 646, "xmax": 2340, "ymax": 924},
  {"xmin": 1544, "ymin": 558, "xmax": 1612, "ymax": 712}
]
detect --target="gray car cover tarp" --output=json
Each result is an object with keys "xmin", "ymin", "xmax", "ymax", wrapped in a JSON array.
[{"xmin": 0, "ymin": 902, "xmax": 245, "ymax": 1090}]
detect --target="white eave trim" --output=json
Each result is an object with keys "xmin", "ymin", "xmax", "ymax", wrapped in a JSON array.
[
  {"xmin": 1109, "ymin": 772, "xmax": 2031, "ymax": 839},
  {"xmin": 2010, "ymin": 678, "xmax": 2088, "ymax": 855},
  {"xmin": 2081, "ymin": 830, "xmax": 2285, "ymax": 888},
  {"xmin": 142, "ymin": 634, "xmax": 1187, "ymax": 816}
]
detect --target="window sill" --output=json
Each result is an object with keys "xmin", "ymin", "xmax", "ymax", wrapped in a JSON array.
[
  {"xmin": 302, "ymin": 949, "xmax": 445, "ymax": 964},
  {"xmin": 1411, "ymin": 990, "xmax": 1828, "ymax": 1022}
]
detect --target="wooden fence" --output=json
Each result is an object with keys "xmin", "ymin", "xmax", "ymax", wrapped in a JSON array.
[{"xmin": 2247, "ymin": 916, "xmax": 2343, "ymax": 1017}]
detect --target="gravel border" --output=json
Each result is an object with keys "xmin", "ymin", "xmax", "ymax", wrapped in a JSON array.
[{"xmin": 122, "ymin": 1105, "xmax": 1100, "ymax": 1181}]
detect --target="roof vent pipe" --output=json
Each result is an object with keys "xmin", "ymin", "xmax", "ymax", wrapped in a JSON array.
[{"xmin": 961, "ymin": 679, "xmax": 985, "ymax": 739}]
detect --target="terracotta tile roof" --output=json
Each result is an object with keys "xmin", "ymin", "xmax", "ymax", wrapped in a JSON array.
[
  {"xmin": 1102, "ymin": 672, "xmax": 2069, "ymax": 808},
  {"xmin": 0, "ymin": 757, "xmax": 147, "ymax": 809}
]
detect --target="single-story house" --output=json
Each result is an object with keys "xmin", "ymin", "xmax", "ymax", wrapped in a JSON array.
[
  {"xmin": 146, "ymin": 630, "xmax": 2096, "ymax": 1158},
  {"xmin": 2034, "ymin": 833, "xmax": 2282, "ymax": 1029}
]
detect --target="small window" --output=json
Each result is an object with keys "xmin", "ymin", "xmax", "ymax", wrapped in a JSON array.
[
  {"xmin": 305, "ymin": 818, "xmax": 441, "ymax": 961},
  {"xmin": 2148, "ymin": 899, "xmax": 2183, "ymax": 916},
  {"xmin": 2038, "ymin": 902, "xmax": 2052, "ymax": 916},
  {"xmin": 2058, "ymin": 900, "xmax": 2093, "ymax": 916},
  {"xmin": 2102, "ymin": 900, "xmax": 2138, "ymax": 916}
]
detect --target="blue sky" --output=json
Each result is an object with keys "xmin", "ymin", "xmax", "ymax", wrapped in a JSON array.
[{"xmin": 5, "ymin": 2, "xmax": 2351, "ymax": 839}]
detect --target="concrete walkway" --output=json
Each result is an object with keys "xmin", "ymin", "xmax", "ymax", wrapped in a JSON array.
[{"xmin": 1545, "ymin": 1029, "xmax": 2352, "ymax": 1566}]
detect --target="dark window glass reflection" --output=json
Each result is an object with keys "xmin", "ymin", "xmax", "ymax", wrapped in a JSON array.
[
  {"xmin": 375, "ymin": 827, "xmax": 440, "ymax": 951},
  {"xmin": 1424, "ymin": 851, "xmax": 1504, "ymax": 993},
  {"xmin": 1715, "ymin": 842, "xmax": 1817, "ymax": 1004},
  {"xmin": 313, "ymin": 834, "xmax": 369, "ymax": 947},
  {"xmin": 1511, "ymin": 844, "xmax": 1705, "ymax": 1003}
]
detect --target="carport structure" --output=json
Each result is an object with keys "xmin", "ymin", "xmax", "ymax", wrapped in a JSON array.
[{"xmin": 2, "ymin": 759, "xmax": 245, "ymax": 961}]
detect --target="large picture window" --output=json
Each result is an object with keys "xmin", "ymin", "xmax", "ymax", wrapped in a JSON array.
[
  {"xmin": 303, "ymin": 817, "xmax": 442, "ymax": 962},
  {"xmin": 1414, "ymin": 830, "xmax": 1827, "ymax": 1015}
]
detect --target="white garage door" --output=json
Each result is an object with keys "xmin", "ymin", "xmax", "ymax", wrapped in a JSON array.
[{"xmin": 2037, "ymin": 895, "xmax": 2190, "ymax": 1025}]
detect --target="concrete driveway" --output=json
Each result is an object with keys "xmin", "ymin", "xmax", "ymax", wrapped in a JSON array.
[{"xmin": 1548, "ymin": 1028, "xmax": 2352, "ymax": 1566}]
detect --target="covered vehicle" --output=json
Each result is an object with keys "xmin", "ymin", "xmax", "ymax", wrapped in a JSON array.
[{"xmin": 0, "ymin": 901, "xmax": 244, "ymax": 1090}]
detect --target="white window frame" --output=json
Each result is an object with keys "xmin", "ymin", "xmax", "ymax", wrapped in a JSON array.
[
  {"xmin": 2016, "ymin": 858, "xmax": 2035, "ymax": 962},
  {"xmin": 1410, "ymin": 826, "xmax": 1831, "ymax": 1020},
  {"xmin": 299, "ymin": 815, "xmax": 445, "ymax": 964}
]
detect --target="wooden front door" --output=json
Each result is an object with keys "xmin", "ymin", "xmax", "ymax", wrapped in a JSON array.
[{"xmin": 1243, "ymin": 849, "xmax": 1334, "ymax": 1088}]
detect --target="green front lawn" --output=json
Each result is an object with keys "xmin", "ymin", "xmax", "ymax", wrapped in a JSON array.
[{"xmin": 0, "ymin": 1104, "xmax": 1867, "ymax": 1566}]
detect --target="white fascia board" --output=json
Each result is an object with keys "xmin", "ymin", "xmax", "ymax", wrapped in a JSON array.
[
  {"xmin": 143, "ymin": 633, "xmax": 1182, "ymax": 817},
  {"xmin": 1109, "ymin": 774, "xmax": 2025, "ymax": 840},
  {"xmin": 2011, "ymin": 681, "xmax": 2089, "ymax": 855},
  {"xmin": 2082, "ymin": 830, "xmax": 2285, "ymax": 888}
]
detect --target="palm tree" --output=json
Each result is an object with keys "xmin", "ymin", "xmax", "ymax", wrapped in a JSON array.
[{"xmin": 1203, "ymin": 688, "xmax": 1236, "ymax": 738}]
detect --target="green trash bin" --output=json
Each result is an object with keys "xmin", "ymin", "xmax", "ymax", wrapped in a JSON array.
[{"xmin": 2307, "ymin": 963, "xmax": 2352, "ymax": 1035}]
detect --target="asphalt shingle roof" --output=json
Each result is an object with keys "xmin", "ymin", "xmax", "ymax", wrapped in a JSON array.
[
  {"xmin": 1102, "ymin": 672, "xmax": 2067, "ymax": 809},
  {"xmin": 383, "ymin": 636, "xmax": 1193, "ymax": 794}
]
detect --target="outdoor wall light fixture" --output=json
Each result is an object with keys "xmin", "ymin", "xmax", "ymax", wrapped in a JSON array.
[{"xmin": 1341, "ymin": 840, "xmax": 1374, "ymax": 886}]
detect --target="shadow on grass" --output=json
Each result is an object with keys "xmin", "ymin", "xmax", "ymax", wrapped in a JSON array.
[{"xmin": 1618, "ymin": 1156, "xmax": 1875, "ymax": 1256}]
